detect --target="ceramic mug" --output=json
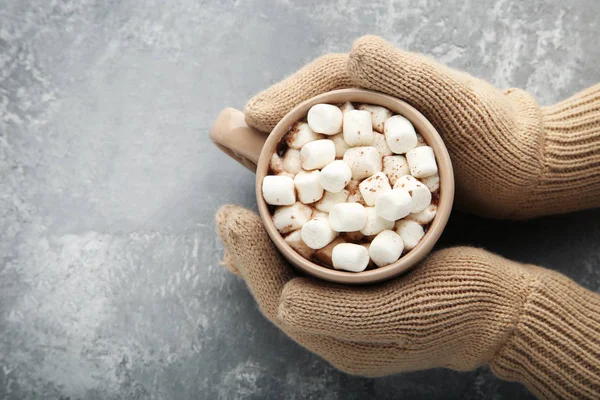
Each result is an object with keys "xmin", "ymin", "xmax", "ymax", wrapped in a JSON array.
[{"xmin": 210, "ymin": 89, "xmax": 454, "ymax": 284}]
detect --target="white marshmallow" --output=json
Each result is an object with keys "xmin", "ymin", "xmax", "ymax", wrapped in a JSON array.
[
  {"xmin": 343, "ymin": 147, "xmax": 382, "ymax": 180},
  {"xmin": 282, "ymin": 149, "xmax": 302, "ymax": 175},
  {"xmin": 262, "ymin": 175, "xmax": 296, "ymax": 205},
  {"xmin": 307, "ymin": 104, "xmax": 343, "ymax": 135},
  {"xmin": 273, "ymin": 202, "xmax": 312, "ymax": 234},
  {"xmin": 421, "ymin": 173, "xmax": 440, "ymax": 192},
  {"xmin": 315, "ymin": 189, "xmax": 349, "ymax": 212},
  {"xmin": 382, "ymin": 155, "xmax": 410, "ymax": 186},
  {"xmin": 384, "ymin": 115, "xmax": 418, "ymax": 154},
  {"xmin": 394, "ymin": 175, "xmax": 432, "ymax": 213},
  {"xmin": 286, "ymin": 122, "xmax": 324, "ymax": 149},
  {"xmin": 300, "ymin": 139, "xmax": 336, "ymax": 170},
  {"xmin": 270, "ymin": 153, "xmax": 283, "ymax": 174},
  {"xmin": 416, "ymin": 133, "xmax": 427, "ymax": 147},
  {"xmin": 405, "ymin": 203, "xmax": 437, "ymax": 225},
  {"xmin": 406, "ymin": 146, "xmax": 438, "ymax": 178},
  {"xmin": 359, "ymin": 172, "xmax": 392, "ymax": 206},
  {"xmin": 314, "ymin": 237, "xmax": 346, "ymax": 266},
  {"xmin": 372, "ymin": 132, "xmax": 393, "ymax": 156},
  {"xmin": 329, "ymin": 203, "xmax": 367, "ymax": 232},
  {"xmin": 339, "ymin": 102, "xmax": 355, "ymax": 113},
  {"xmin": 285, "ymin": 229, "xmax": 315, "ymax": 260},
  {"xmin": 332, "ymin": 243, "xmax": 370, "ymax": 272},
  {"xmin": 395, "ymin": 220, "xmax": 425, "ymax": 250},
  {"xmin": 360, "ymin": 207, "xmax": 394, "ymax": 236},
  {"xmin": 330, "ymin": 133, "xmax": 351, "ymax": 158},
  {"xmin": 294, "ymin": 170, "xmax": 324, "ymax": 204},
  {"xmin": 369, "ymin": 230, "xmax": 404, "ymax": 268},
  {"xmin": 358, "ymin": 104, "xmax": 393, "ymax": 133},
  {"xmin": 375, "ymin": 189, "xmax": 413, "ymax": 221},
  {"xmin": 343, "ymin": 110, "xmax": 374, "ymax": 146},
  {"xmin": 320, "ymin": 160, "xmax": 352, "ymax": 193},
  {"xmin": 301, "ymin": 217, "xmax": 337, "ymax": 249}
]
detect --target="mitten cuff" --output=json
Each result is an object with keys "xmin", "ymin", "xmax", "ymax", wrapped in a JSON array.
[
  {"xmin": 491, "ymin": 267, "xmax": 600, "ymax": 399},
  {"xmin": 523, "ymin": 84, "xmax": 600, "ymax": 217}
]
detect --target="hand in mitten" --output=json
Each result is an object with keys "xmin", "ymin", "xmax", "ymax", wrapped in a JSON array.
[
  {"xmin": 217, "ymin": 205, "xmax": 600, "ymax": 400},
  {"xmin": 246, "ymin": 35, "xmax": 600, "ymax": 218}
]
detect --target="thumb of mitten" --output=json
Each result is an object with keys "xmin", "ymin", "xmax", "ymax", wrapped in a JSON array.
[{"xmin": 215, "ymin": 205, "xmax": 294, "ymax": 322}]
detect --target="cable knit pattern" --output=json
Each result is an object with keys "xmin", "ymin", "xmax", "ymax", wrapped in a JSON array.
[
  {"xmin": 216, "ymin": 205, "xmax": 600, "ymax": 398},
  {"xmin": 244, "ymin": 35, "xmax": 600, "ymax": 218}
]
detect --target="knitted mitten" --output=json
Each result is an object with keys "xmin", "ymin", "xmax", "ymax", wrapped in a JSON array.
[
  {"xmin": 246, "ymin": 35, "xmax": 600, "ymax": 218},
  {"xmin": 217, "ymin": 205, "xmax": 600, "ymax": 399}
]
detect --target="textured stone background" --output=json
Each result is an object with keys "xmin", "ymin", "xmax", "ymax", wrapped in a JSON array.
[{"xmin": 1, "ymin": 0, "xmax": 599, "ymax": 399}]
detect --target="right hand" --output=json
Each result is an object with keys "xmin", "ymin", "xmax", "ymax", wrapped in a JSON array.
[{"xmin": 245, "ymin": 35, "xmax": 600, "ymax": 219}]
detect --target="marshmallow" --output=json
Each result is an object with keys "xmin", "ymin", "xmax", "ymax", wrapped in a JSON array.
[
  {"xmin": 375, "ymin": 189, "xmax": 412, "ymax": 221},
  {"xmin": 282, "ymin": 149, "xmax": 302, "ymax": 175},
  {"xmin": 369, "ymin": 230, "xmax": 404, "ymax": 267},
  {"xmin": 315, "ymin": 189, "xmax": 349, "ymax": 212},
  {"xmin": 416, "ymin": 133, "xmax": 427, "ymax": 147},
  {"xmin": 372, "ymin": 132, "xmax": 393, "ymax": 156},
  {"xmin": 394, "ymin": 175, "xmax": 432, "ymax": 213},
  {"xmin": 320, "ymin": 160, "xmax": 352, "ymax": 193},
  {"xmin": 285, "ymin": 229, "xmax": 315, "ymax": 260},
  {"xmin": 384, "ymin": 115, "xmax": 418, "ymax": 154},
  {"xmin": 343, "ymin": 147, "xmax": 382, "ymax": 180},
  {"xmin": 406, "ymin": 146, "xmax": 438, "ymax": 178},
  {"xmin": 307, "ymin": 104, "xmax": 343, "ymax": 135},
  {"xmin": 405, "ymin": 203, "xmax": 437, "ymax": 225},
  {"xmin": 300, "ymin": 139, "xmax": 336, "ymax": 170},
  {"xmin": 330, "ymin": 133, "xmax": 351, "ymax": 158},
  {"xmin": 360, "ymin": 206, "xmax": 394, "ymax": 235},
  {"xmin": 329, "ymin": 203, "xmax": 367, "ymax": 232},
  {"xmin": 273, "ymin": 202, "xmax": 312, "ymax": 234},
  {"xmin": 262, "ymin": 175, "xmax": 295, "ymax": 205},
  {"xmin": 332, "ymin": 243, "xmax": 370, "ymax": 272},
  {"xmin": 358, "ymin": 104, "xmax": 393, "ymax": 133},
  {"xmin": 301, "ymin": 217, "xmax": 337, "ymax": 249},
  {"xmin": 340, "ymin": 230, "xmax": 365, "ymax": 243},
  {"xmin": 286, "ymin": 122, "xmax": 324, "ymax": 149},
  {"xmin": 343, "ymin": 110, "xmax": 374, "ymax": 146},
  {"xmin": 339, "ymin": 102, "xmax": 355, "ymax": 113},
  {"xmin": 359, "ymin": 172, "xmax": 392, "ymax": 206},
  {"xmin": 382, "ymin": 155, "xmax": 410, "ymax": 186},
  {"xmin": 294, "ymin": 170, "xmax": 324, "ymax": 204},
  {"xmin": 314, "ymin": 237, "xmax": 346, "ymax": 266},
  {"xmin": 421, "ymin": 173, "xmax": 440, "ymax": 192},
  {"xmin": 395, "ymin": 220, "xmax": 425, "ymax": 250},
  {"xmin": 269, "ymin": 153, "xmax": 284, "ymax": 174}
]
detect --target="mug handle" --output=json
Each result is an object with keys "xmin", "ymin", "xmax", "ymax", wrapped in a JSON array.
[{"xmin": 209, "ymin": 108, "xmax": 268, "ymax": 173}]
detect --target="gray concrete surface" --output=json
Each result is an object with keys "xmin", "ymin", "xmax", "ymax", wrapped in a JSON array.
[{"xmin": 1, "ymin": 0, "xmax": 599, "ymax": 399}]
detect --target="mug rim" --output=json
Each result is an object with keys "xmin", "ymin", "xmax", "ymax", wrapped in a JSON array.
[{"xmin": 255, "ymin": 89, "xmax": 454, "ymax": 284}]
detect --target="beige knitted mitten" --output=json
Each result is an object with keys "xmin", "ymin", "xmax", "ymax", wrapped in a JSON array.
[
  {"xmin": 246, "ymin": 35, "xmax": 600, "ymax": 219},
  {"xmin": 217, "ymin": 206, "xmax": 600, "ymax": 400}
]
